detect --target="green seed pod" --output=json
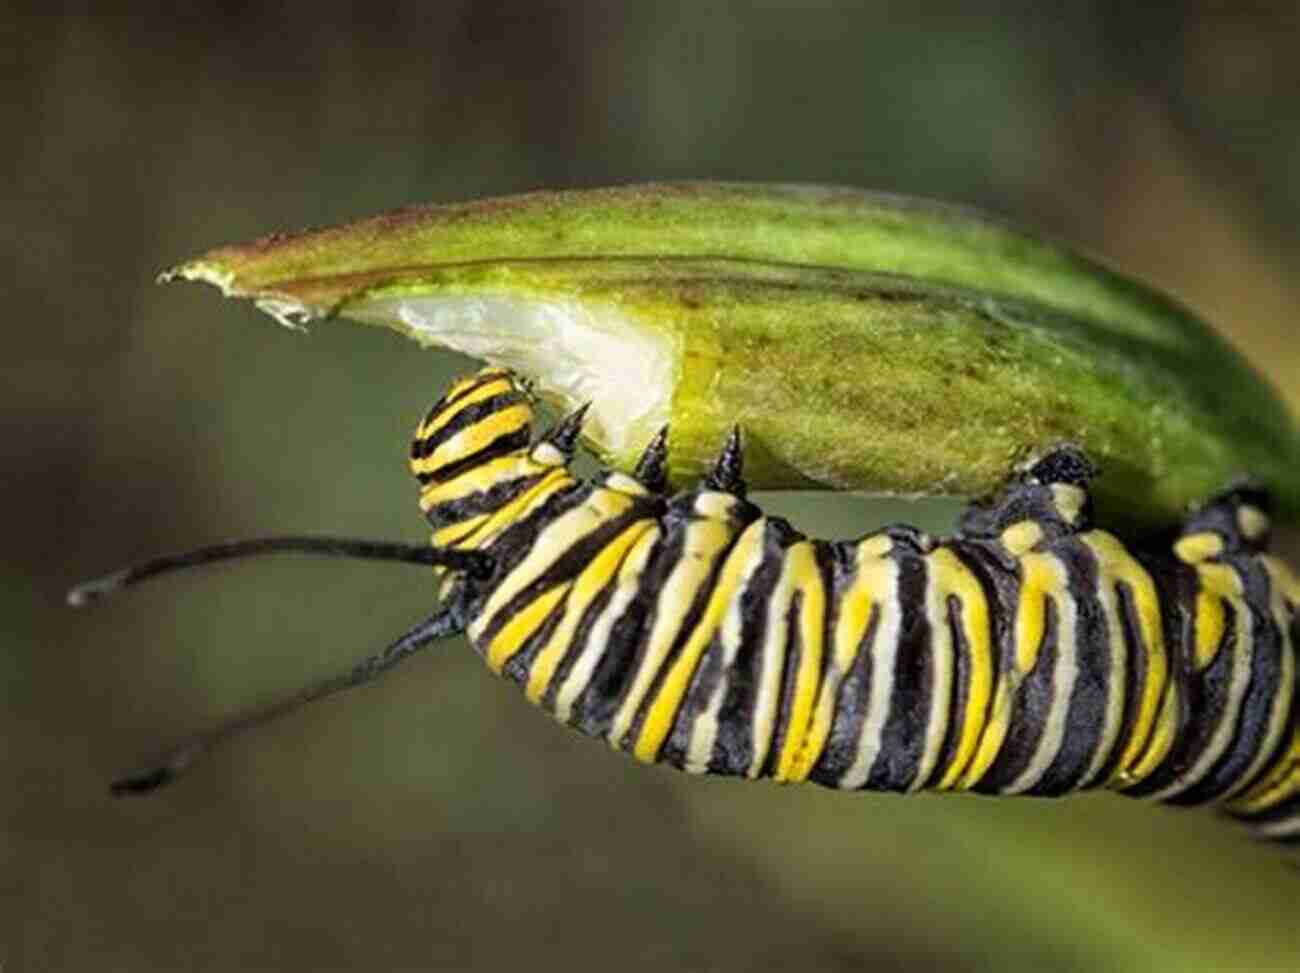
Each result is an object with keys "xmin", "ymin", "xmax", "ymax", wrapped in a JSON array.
[{"xmin": 164, "ymin": 182, "xmax": 1300, "ymax": 528}]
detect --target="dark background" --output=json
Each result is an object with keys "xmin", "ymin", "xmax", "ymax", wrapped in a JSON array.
[{"xmin": 8, "ymin": 4, "xmax": 1300, "ymax": 970}]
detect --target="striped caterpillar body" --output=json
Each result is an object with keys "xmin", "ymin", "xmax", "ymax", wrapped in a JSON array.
[{"xmin": 413, "ymin": 367, "xmax": 1300, "ymax": 839}]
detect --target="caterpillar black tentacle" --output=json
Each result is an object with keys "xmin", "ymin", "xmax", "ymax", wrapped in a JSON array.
[
  {"xmin": 412, "ymin": 367, "xmax": 1300, "ymax": 838},
  {"xmin": 106, "ymin": 602, "xmax": 474, "ymax": 796},
  {"xmin": 85, "ymin": 364, "xmax": 1300, "ymax": 844}
]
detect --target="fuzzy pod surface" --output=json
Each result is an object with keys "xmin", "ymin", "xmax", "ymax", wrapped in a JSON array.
[{"xmin": 164, "ymin": 182, "xmax": 1300, "ymax": 529}]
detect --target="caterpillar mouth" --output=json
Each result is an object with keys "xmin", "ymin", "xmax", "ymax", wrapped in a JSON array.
[{"xmin": 346, "ymin": 293, "xmax": 675, "ymax": 461}]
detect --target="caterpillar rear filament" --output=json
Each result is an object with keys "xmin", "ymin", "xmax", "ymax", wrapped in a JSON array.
[{"xmin": 74, "ymin": 367, "xmax": 1300, "ymax": 841}]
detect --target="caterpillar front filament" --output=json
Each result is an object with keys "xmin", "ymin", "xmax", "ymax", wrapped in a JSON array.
[{"xmin": 81, "ymin": 367, "xmax": 1300, "ymax": 841}]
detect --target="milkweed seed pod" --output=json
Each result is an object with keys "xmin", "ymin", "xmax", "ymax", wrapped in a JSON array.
[{"xmin": 162, "ymin": 183, "xmax": 1300, "ymax": 531}]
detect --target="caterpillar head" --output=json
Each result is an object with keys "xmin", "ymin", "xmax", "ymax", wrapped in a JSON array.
[
  {"xmin": 411, "ymin": 368, "xmax": 591, "ymax": 540},
  {"xmin": 410, "ymin": 368, "xmax": 536, "ymax": 485}
]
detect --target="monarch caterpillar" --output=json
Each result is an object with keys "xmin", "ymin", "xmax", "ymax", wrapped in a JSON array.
[{"xmin": 74, "ymin": 366, "xmax": 1300, "ymax": 842}]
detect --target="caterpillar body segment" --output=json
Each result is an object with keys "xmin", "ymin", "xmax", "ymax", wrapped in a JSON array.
[{"xmin": 416, "ymin": 368, "xmax": 1300, "ymax": 837}]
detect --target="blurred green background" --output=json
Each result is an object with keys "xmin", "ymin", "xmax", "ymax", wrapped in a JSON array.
[{"xmin": 9, "ymin": 5, "xmax": 1300, "ymax": 970}]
